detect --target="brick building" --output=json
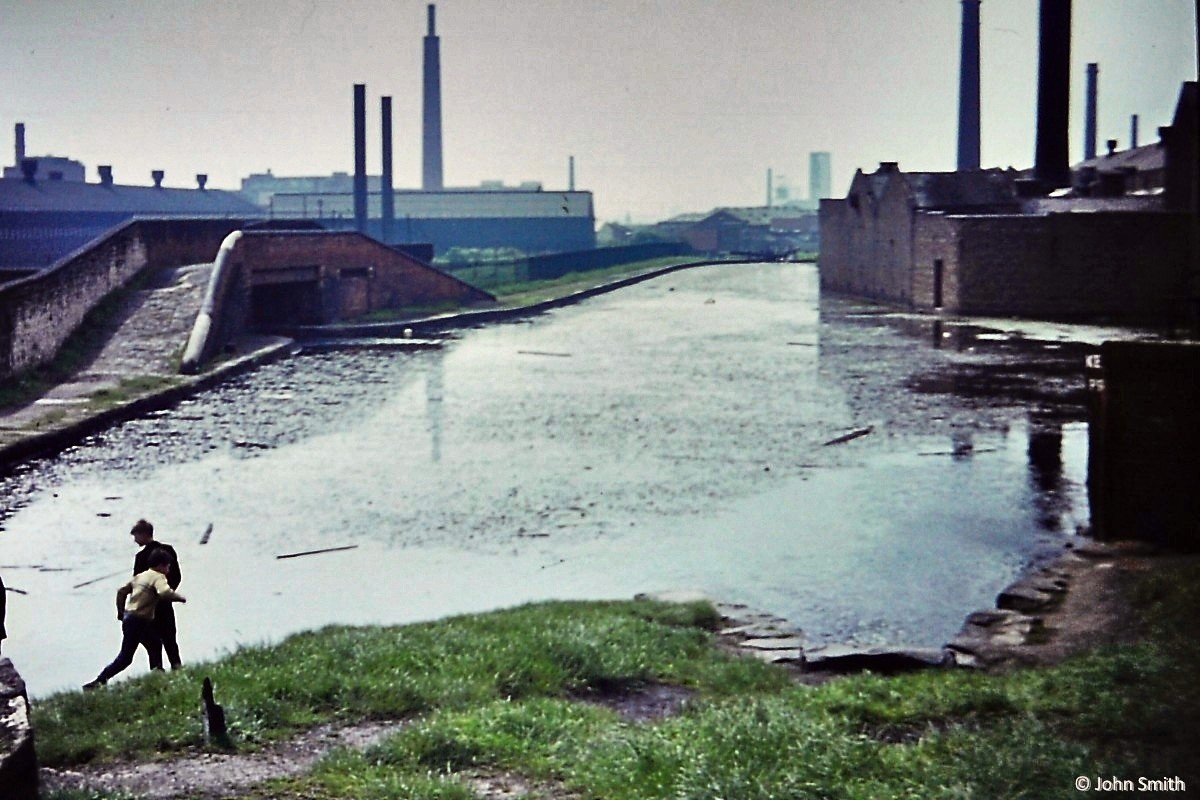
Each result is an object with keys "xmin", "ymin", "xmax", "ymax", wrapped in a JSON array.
[{"xmin": 819, "ymin": 82, "xmax": 1197, "ymax": 326}]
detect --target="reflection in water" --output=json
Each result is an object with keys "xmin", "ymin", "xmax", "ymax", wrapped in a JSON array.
[
  {"xmin": 425, "ymin": 348, "xmax": 445, "ymax": 463},
  {"xmin": 1028, "ymin": 416, "xmax": 1067, "ymax": 532}
]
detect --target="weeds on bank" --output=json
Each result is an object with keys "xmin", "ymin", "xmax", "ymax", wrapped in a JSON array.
[
  {"xmin": 37, "ymin": 563, "xmax": 1200, "ymax": 800},
  {"xmin": 487, "ymin": 257, "xmax": 703, "ymax": 307}
]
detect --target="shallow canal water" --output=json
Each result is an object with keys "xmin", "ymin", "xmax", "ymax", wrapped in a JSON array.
[{"xmin": 2, "ymin": 262, "xmax": 1097, "ymax": 696}]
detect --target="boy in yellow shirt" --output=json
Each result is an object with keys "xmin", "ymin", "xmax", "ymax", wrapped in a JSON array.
[{"xmin": 83, "ymin": 548, "xmax": 187, "ymax": 689}]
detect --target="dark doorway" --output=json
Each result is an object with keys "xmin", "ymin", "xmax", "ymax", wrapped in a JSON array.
[
  {"xmin": 251, "ymin": 281, "xmax": 324, "ymax": 327},
  {"xmin": 933, "ymin": 259, "xmax": 944, "ymax": 309}
]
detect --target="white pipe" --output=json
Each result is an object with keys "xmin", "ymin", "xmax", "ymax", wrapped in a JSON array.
[{"xmin": 180, "ymin": 230, "xmax": 243, "ymax": 374}]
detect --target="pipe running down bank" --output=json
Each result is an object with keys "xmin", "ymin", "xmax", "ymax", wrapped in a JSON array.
[{"xmin": 180, "ymin": 230, "xmax": 244, "ymax": 374}]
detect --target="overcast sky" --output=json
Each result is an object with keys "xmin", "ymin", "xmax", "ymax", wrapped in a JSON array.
[{"xmin": 1, "ymin": 0, "xmax": 1195, "ymax": 222}]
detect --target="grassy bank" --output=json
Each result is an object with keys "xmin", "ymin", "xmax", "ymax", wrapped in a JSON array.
[{"xmin": 36, "ymin": 560, "xmax": 1199, "ymax": 799}]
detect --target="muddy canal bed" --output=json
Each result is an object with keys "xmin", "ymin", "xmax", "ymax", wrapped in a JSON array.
[{"xmin": 1, "ymin": 262, "xmax": 1131, "ymax": 696}]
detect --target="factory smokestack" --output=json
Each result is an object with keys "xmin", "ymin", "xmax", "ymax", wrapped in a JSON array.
[
  {"xmin": 1130, "ymin": 114, "xmax": 1139, "ymax": 148},
  {"xmin": 422, "ymin": 3, "xmax": 444, "ymax": 191},
  {"xmin": 1084, "ymin": 62, "xmax": 1098, "ymax": 160},
  {"xmin": 1034, "ymin": 0, "xmax": 1072, "ymax": 190},
  {"xmin": 569, "ymin": 155, "xmax": 575, "ymax": 191},
  {"xmin": 766, "ymin": 168, "xmax": 773, "ymax": 208},
  {"xmin": 354, "ymin": 83, "xmax": 367, "ymax": 233},
  {"xmin": 957, "ymin": 0, "xmax": 981, "ymax": 170},
  {"xmin": 14, "ymin": 123, "xmax": 25, "ymax": 167},
  {"xmin": 381, "ymin": 95, "xmax": 395, "ymax": 243}
]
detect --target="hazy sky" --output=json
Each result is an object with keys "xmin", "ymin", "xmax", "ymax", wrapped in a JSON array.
[{"xmin": 1, "ymin": 0, "xmax": 1195, "ymax": 222}]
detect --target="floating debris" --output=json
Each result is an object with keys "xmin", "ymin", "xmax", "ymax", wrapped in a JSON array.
[
  {"xmin": 821, "ymin": 426, "xmax": 874, "ymax": 447},
  {"xmin": 276, "ymin": 545, "xmax": 358, "ymax": 560}
]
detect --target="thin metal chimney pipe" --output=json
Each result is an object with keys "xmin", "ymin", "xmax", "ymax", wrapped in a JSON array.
[
  {"xmin": 766, "ymin": 168, "xmax": 773, "ymax": 208},
  {"xmin": 1084, "ymin": 62, "xmax": 1098, "ymax": 160},
  {"xmin": 1034, "ymin": 0, "xmax": 1072, "ymax": 189},
  {"xmin": 354, "ymin": 83, "xmax": 367, "ymax": 233},
  {"xmin": 1130, "ymin": 114, "xmax": 1139, "ymax": 148},
  {"xmin": 422, "ymin": 3, "xmax": 444, "ymax": 191},
  {"xmin": 957, "ymin": 0, "xmax": 982, "ymax": 170},
  {"xmin": 381, "ymin": 95, "xmax": 395, "ymax": 243},
  {"xmin": 569, "ymin": 155, "xmax": 575, "ymax": 191}
]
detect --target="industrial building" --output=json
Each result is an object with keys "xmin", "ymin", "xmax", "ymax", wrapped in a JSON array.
[
  {"xmin": 242, "ymin": 4, "xmax": 597, "ymax": 258},
  {"xmin": 0, "ymin": 126, "xmax": 263, "ymax": 278},
  {"xmin": 818, "ymin": 0, "xmax": 1198, "ymax": 326}
]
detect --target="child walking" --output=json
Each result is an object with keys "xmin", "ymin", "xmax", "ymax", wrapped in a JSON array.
[{"xmin": 84, "ymin": 548, "xmax": 187, "ymax": 690}]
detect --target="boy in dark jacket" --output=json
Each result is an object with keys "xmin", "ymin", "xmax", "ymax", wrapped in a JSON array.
[{"xmin": 130, "ymin": 519, "xmax": 184, "ymax": 668}]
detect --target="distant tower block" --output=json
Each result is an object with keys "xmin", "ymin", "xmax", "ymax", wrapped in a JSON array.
[
  {"xmin": 809, "ymin": 152, "xmax": 832, "ymax": 201},
  {"xmin": 422, "ymin": 3, "xmax": 444, "ymax": 191},
  {"xmin": 957, "ymin": 0, "xmax": 982, "ymax": 170}
]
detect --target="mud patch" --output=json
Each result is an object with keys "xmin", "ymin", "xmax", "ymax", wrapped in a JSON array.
[{"xmin": 571, "ymin": 681, "xmax": 697, "ymax": 722}]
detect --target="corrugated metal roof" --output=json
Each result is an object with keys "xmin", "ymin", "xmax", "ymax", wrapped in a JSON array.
[{"xmin": 0, "ymin": 177, "xmax": 263, "ymax": 215}]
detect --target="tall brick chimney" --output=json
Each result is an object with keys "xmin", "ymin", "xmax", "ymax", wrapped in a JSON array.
[
  {"xmin": 14, "ymin": 123, "xmax": 25, "ymax": 167},
  {"xmin": 422, "ymin": 3, "xmax": 444, "ymax": 191},
  {"xmin": 381, "ymin": 95, "xmax": 395, "ymax": 243},
  {"xmin": 354, "ymin": 83, "xmax": 367, "ymax": 233},
  {"xmin": 957, "ymin": 0, "xmax": 981, "ymax": 171},
  {"xmin": 1033, "ymin": 0, "xmax": 1072, "ymax": 190},
  {"xmin": 1084, "ymin": 62, "xmax": 1099, "ymax": 160}
]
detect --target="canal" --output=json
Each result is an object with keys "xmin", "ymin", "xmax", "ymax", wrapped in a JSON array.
[{"xmin": 2, "ymin": 261, "xmax": 1098, "ymax": 696}]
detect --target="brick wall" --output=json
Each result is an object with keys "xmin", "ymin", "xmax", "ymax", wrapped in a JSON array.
[
  {"xmin": 0, "ymin": 219, "xmax": 243, "ymax": 379},
  {"xmin": 235, "ymin": 230, "xmax": 494, "ymax": 327},
  {"xmin": 818, "ymin": 182, "xmax": 914, "ymax": 305},
  {"xmin": 923, "ymin": 211, "xmax": 1193, "ymax": 322}
]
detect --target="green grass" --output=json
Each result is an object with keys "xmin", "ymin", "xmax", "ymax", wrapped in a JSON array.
[
  {"xmin": 37, "ymin": 564, "xmax": 1200, "ymax": 800},
  {"xmin": 489, "ymin": 256, "xmax": 712, "ymax": 308}
]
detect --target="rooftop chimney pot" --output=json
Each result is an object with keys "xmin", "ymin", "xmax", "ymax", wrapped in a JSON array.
[
  {"xmin": 879, "ymin": 161, "xmax": 900, "ymax": 173},
  {"xmin": 1106, "ymin": 139, "xmax": 1117, "ymax": 156},
  {"xmin": 98, "ymin": 165, "xmax": 114, "ymax": 186},
  {"xmin": 196, "ymin": 173, "xmax": 208, "ymax": 190},
  {"xmin": 152, "ymin": 169, "xmax": 165, "ymax": 188}
]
